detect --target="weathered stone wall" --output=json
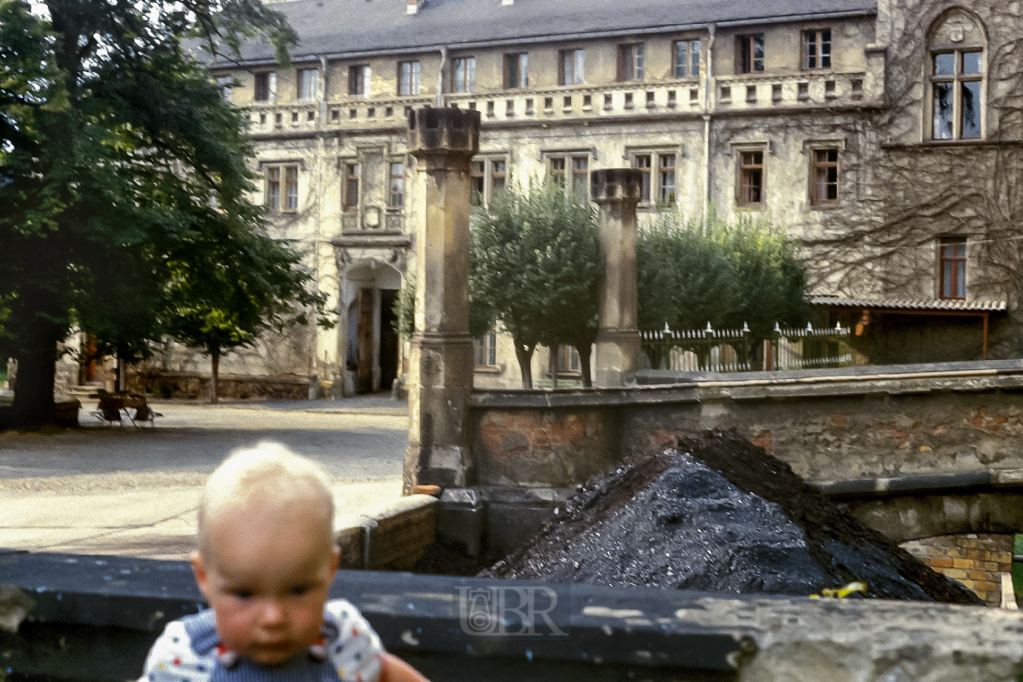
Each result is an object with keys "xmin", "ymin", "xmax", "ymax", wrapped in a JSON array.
[
  {"xmin": 901, "ymin": 533, "xmax": 1014, "ymax": 606},
  {"xmin": 470, "ymin": 362, "xmax": 1023, "ymax": 488},
  {"xmin": 127, "ymin": 371, "xmax": 313, "ymax": 401}
]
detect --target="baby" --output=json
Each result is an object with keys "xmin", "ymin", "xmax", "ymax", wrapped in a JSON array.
[{"xmin": 142, "ymin": 443, "xmax": 428, "ymax": 682}]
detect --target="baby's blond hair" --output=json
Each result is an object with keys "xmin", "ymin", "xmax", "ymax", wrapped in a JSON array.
[{"xmin": 197, "ymin": 442, "xmax": 334, "ymax": 558}]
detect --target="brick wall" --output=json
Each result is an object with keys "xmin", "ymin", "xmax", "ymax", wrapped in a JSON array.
[{"xmin": 901, "ymin": 534, "xmax": 1013, "ymax": 605}]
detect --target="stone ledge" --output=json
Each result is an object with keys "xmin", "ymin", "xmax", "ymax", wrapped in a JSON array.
[
  {"xmin": 3, "ymin": 552, "xmax": 1023, "ymax": 682},
  {"xmin": 334, "ymin": 494, "xmax": 437, "ymax": 570}
]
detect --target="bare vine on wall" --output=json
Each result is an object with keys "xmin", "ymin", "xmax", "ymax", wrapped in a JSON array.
[{"xmin": 803, "ymin": 0, "xmax": 1023, "ymax": 318}]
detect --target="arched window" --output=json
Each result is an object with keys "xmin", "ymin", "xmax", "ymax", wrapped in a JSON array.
[{"xmin": 928, "ymin": 10, "xmax": 985, "ymax": 141}]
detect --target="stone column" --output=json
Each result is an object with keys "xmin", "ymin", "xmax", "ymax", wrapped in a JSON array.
[
  {"xmin": 591, "ymin": 168, "xmax": 643, "ymax": 387},
  {"xmin": 403, "ymin": 107, "xmax": 480, "ymax": 492}
]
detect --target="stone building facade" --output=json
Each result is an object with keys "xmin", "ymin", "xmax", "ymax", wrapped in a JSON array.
[{"xmin": 194, "ymin": 0, "xmax": 1020, "ymax": 393}]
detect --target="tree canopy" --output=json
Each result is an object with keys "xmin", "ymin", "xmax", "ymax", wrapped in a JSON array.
[
  {"xmin": 0, "ymin": 0, "xmax": 316, "ymax": 425},
  {"xmin": 469, "ymin": 182, "xmax": 602, "ymax": 388},
  {"xmin": 637, "ymin": 212, "xmax": 809, "ymax": 338}
]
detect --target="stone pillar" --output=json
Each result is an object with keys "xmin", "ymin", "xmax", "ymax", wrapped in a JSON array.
[
  {"xmin": 403, "ymin": 107, "xmax": 480, "ymax": 492},
  {"xmin": 591, "ymin": 168, "xmax": 643, "ymax": 387}
]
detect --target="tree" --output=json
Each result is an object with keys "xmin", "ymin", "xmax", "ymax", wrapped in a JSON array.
[
  {"xmin": 0, "ymin": 0, "xmax": 303, "ymax": 426},
  {"xmin": 637, "ymin": 211, "xmax": 809, "ymax": 339},
  {"xmin": 163, "ymin": 221, "xmax": 327, "ymax": 404},
  {"xmin": 470, "ymin": 182, "xmax": 602, "ymax": 388}
]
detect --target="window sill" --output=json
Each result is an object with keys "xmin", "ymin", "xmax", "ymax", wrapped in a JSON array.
[
  {"xmin": 810, "ymin": 201, "xmax": 841, "ymax": 210},
  {"xmin": 474, "ymin": 365, "xmax": 502, "ymax": 374}
]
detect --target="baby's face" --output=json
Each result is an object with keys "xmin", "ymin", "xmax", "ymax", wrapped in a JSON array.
[{"xmin": 191, "ymin": 503, "xmax": 338, "ymax": 665}]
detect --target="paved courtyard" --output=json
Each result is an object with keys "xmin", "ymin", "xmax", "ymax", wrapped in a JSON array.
[{"xmin": 0, "ymin": 398, "xmax": 408, "ymax": 560}]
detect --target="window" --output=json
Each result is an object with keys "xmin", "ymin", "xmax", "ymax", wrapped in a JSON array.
[
  {"xmin": 557, "ymin": 345, "xmax": 581, "ymax": 374},
  {"xmin": 298, "ymin": 68, "xmax": 319, "ymax": 100},
  {"xmin": 811, "ymin": 148, "xmax": 839, "ymax": 204},
  {"xmin": 673, "ymin": 40, "xmax": 700, "ymax": 78},
  {"xmin": 398, "ymin": 61, "xmax": 421, "ymax": 96},
  {"xmin": 559, "ymin": 49, "xmax": 585, "ymax": 85},
  {"xmin": 634, "ymin": 155, "xmax": 651, "ymax": 201},
  {"xmin": 738, "ymin": 150, "xmax": 764, "ymax": 206},
  {"xmin": 632, "ymin": 152, "xmax": 676, "ymax": 205},
  {"xmin": 264, "ymin": 165, "xmax": 298, "ymax": 212},
  {"xmin": 932, "ymin": 50, "xmax": 983, "ymax": 140},
  {"xmin": 213, "ymin": 75, "xmax": 233, "ymax": 102},
  {"xmin": 659, "ymin": 155, "xmax": 676, "ymax": 204},
  {"xmin": 254, "ymin": 72, "xmax": 277, "ymax": 102},
  {"xmin": 344, "ymin": 163, "xmax": 360, "ymax": 210},
  {"xmin": 504, "ymin": 53, "xmax": 529, "ymax": 89},
  {"xmin": 548, "ymin": 155, "xmax": 588, "ymax": 196},
  {"xmin": 939, "ymin": 238, "xmax": 966, "ymax": 299},
  {"xmin": 737, "ymin": 34, "xmax": 765, "ymax": 74},
  {"xmin": 470, "ymin": 157, "xmax": 508, "ymax": 206},
  {"xmin": 803, "ymin": 30, "xmax": 832, "ymax": 70},
  {"xmin": 388, "ymin": 161, "xmax": 404, "ymax": 208},
  {"xmin": 452, "ymin": 57, "xmax": 476, "ymax": 93},
  {"xmin": 474, "ymin": 330, "xmax": 497, "ymax": 367},
  {"xmin": 618, "ymin": 43, "xmax": 645, "ymax": 81},
  {"xmin": 348, "ymin": 65, "xmax": 370, "ymax": 97}
]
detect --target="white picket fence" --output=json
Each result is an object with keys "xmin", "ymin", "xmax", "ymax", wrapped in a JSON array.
[{"xmin": 641, "ymin": 322, "xmax": 852, "ymax": 373}]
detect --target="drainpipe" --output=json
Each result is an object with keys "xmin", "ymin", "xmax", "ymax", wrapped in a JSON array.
[
  {"xmin": 703, "ymin": 24, "xmax": 716, "ymax": 226},
  {"xmin": 436, "ymin": 45, "xmax": 448, "ymax": 107},
  {"xmin": 319, "ymin": 55, "xmax": 328, "ymax": 122}
]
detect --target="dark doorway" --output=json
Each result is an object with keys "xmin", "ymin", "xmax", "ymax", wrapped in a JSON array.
[
  {"xmin": 379, "ymin": 289, "xmax": 399, "ymax": 391},
  {"xmin": 356, "ymin": 289, "xmax": 374, "ymax": 394}
]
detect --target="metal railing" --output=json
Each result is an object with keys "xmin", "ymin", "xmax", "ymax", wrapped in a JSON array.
[{"xmin": 640, "ymin": 322, "xmax": 852, "ymax": 373}]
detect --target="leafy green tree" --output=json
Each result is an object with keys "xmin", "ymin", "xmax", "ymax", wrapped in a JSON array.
[
  {"xmin": 470, "ymin": 182, "xmax": 602, "ymax": 388},
  {"xmin": 637, "ymin": 211, "xmax": 809, "ymax": 339},
  {"xmin": 0, "ymin": 0, "xmax": 302, "ymax": 426}
]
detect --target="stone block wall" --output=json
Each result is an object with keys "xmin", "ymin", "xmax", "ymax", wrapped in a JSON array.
[{"xmin": 901, "ymin": 534, "xmax": 1014, "ymax": 605}]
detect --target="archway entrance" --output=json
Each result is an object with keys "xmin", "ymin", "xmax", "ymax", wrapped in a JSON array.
[{"xmin": 341, "ymin": 261, "xmax": 402, "ymax": 395}]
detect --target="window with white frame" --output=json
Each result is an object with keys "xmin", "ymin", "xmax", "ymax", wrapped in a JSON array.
[
  {"xmin": 474, "ymin": 329, "xmax": 497, "ymax": 367},
  {"xmin": 802, "ymin": 29, "xmax": 832, "ymax": 70},
  {"xmin": 559, "ymin": 49, "xmax": 585, "ymax": 85},
  {"xmin": 470, "ymin": 157, "xmax": 508, "ymax": 207},
  {"xmin": 264, "ymin": 164, "xmax": 299, "ymax": 212},
  {"xmin": 928, "ymin": 11, "xmax": 985, "ymax": 141},
  {"xmin": 452, "ymin": 57, "xmax": 476, "ymax": 93},
  {"xmin": 673, "ymin": 40, "xmax": 700, "ymax": 78},
  {"xmin": 398, "ymin": 61, "xmax": 422, "ymax": 96},
  {"xmin": 631, "ymin": 151, "xmax": 677, "ymax": 206},
  {"xmin": 254, "ymin": 72, "xmax": 277, "ymax": 102},
  {"xmin": 298, "ymin": 68, "xmax": 319, "ymax": 100}
]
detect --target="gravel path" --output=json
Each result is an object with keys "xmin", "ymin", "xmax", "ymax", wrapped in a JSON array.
[{"xmin": 0, "ymin": 401, "xmax": 408, "ymax": 559}]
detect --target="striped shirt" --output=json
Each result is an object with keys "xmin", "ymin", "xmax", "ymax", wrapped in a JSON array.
[{"xmin": 141, "ymin": 600, "xmax": 383, "ymax": 682}]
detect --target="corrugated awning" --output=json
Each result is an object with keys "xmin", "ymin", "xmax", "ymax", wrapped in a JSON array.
[{"xmin": 810, "ymin": 297, "xmax": 1007, "ymax": 312}]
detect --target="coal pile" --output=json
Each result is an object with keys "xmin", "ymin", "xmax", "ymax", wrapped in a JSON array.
[{"xmin": 483, "ymin": 430, "xmax": 980, "ymax": 604}]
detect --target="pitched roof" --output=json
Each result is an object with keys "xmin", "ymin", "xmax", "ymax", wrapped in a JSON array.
[
  {"xmin": 211, "ymin": 0, "xmax": 877, "ymax": 65},
  {"xmin": 810, "ymin": 296, "xmax": 1008, "ymax": 313}
]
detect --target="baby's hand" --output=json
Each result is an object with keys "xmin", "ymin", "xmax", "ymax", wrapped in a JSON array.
[{"xmin": 379, "ymin": 653, "xmax": 429, "ymax": 682}]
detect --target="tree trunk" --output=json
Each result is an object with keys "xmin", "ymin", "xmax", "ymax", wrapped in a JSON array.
[
  {"xmin": 514, "ymin": 342, "xmax": 535, "ymax": 389},
  {"xmin": 578, "ymin": 343, "xmax": 593, "ymax": 388},
  {"xmin": 549, "ymin": 345, "xmax": 559, "ymax": 389},
  {"xmin": 10, "ymin": 347, "xmax": 57, "ymax": 429},
  {"xmin": 209, "ymin": 349, "xmax": 220, "ymax": 404}
]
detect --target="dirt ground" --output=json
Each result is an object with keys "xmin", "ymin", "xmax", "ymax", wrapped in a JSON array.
[{"xmin": 482, "ymin": 430, "xmax": 981, "ymax": 604}]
